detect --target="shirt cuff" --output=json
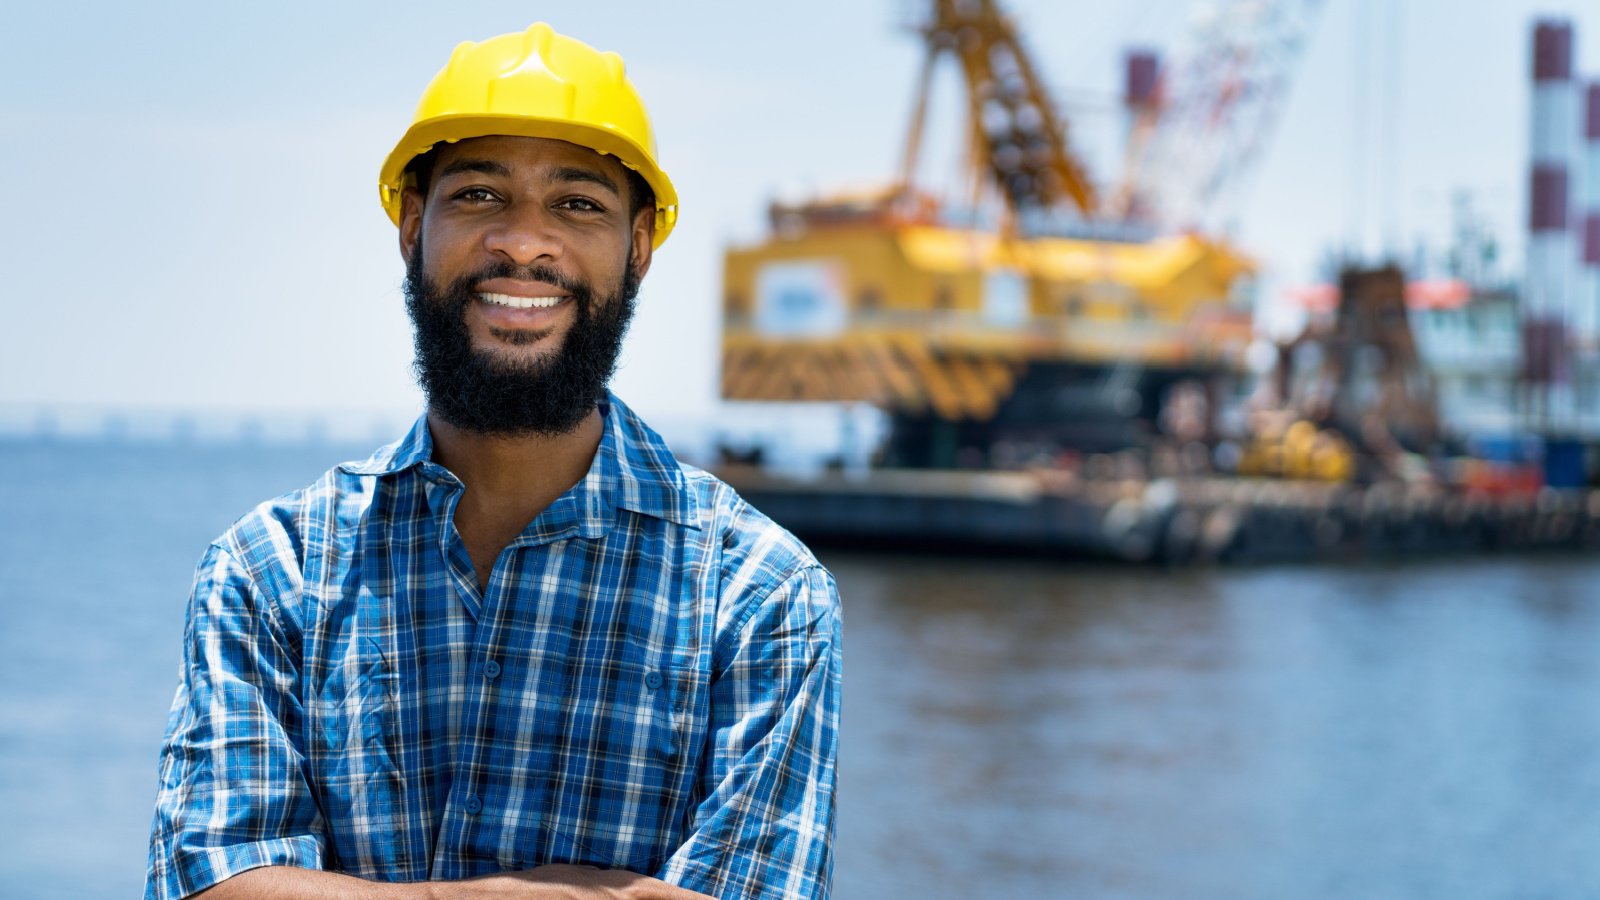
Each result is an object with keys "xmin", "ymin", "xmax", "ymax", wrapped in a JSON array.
[
  {"xmin": 151, "ymin": 834, "xmax": 325, "ymax": 900},
  {"xmin": 669, "ymin": 856, "xmax": 827, "ymax": 900}
]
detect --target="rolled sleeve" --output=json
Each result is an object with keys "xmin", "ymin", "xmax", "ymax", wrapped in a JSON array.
[
  {"xmin": 145, "ymin": 543, "xmax": 325, "ymax": 900},
  {"xmin": 662, "ymin": 565, "xmax": 842, "ymax": 900}
]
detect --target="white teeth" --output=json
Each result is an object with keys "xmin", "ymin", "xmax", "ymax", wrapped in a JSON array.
[{"xmin": 479, "ymin": 292, "xmax": 565, "ymax": 309}]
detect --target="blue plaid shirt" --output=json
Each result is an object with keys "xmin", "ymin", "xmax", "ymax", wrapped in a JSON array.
[{"xmin": 146, "ymin": 396, "xmax": 840, "ymax": 899}]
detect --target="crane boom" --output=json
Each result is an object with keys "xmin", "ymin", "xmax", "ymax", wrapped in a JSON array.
[{"xmin": 900, "ymin": 0, "xmax": 1097, "ymax": 219}]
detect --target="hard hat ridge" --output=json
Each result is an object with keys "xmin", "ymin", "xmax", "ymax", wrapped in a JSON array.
[{"xmin": 379, "ymin": 22, "xmax": 678, "ymax": 248}]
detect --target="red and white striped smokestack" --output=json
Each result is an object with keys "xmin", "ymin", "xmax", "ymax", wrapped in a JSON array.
[
  {"xmin": 1125, "ymin": 49, "xmax": 1161, "ymax": 110},
  {"xmin": 1121, "ymin": 49, "xmax": 1161, "ymax": 222},
  {"xmin": 1525, "ymin": 19, "xmax": 1576, "ymax": 409},
  {"xmin": 1581, "ymin": 81, "xmax": 1600, "ymax": 344}
]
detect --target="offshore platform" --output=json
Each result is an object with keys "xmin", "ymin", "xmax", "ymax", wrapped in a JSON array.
[{"xmin": 715, "ymin": 0, "xmax": 1600, "ymax": 562}]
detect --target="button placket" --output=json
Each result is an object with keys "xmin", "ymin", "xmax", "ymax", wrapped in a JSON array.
[{"xmin": 451, "ymin": 572, "xmax": 511, "ymax": 828}]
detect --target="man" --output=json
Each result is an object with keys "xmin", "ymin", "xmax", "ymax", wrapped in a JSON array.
[{"xmin": 145, "ymin": 23, "xmax": 840, "ymax": 900}]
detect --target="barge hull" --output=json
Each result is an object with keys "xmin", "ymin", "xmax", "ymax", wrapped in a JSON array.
[{"xmin": 722, "ymin": 467, "xmax": 1600, "ymax": 564}]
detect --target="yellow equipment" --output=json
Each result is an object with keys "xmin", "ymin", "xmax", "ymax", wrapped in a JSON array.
[
  {"xmin": 378, "ymin": 22, "xmax": 679, "ymax": 247},
  {"xmin": 722, "ymin": 217, "xmax": 1254, "ymax": 419},
  {"xmin": 898, "ymin": 0, "xmax": 1097, "ymax": 218},
  {"xmin": 720, "ymin": 0, "xmax": 1256, "ymax": 424}
]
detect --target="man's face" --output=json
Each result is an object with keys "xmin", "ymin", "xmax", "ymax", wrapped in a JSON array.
[{"xmin": 397, "ymin": 136, "xmax": 655, "ymax": 435}]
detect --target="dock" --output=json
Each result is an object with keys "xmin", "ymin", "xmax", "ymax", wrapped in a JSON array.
[{"xmin": 722, "ymin": 466, "xmax": 1600, "ymax": 563}]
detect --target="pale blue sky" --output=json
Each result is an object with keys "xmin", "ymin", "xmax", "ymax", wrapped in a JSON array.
[{"xmin": 2, "ymin": 0, "xmax": 1596, "ymax": 426}]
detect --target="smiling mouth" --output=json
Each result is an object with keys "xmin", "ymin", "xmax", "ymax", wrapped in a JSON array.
[{"xmin": 479, "ymin": 292, "xmax": 568, "ymax": 310}]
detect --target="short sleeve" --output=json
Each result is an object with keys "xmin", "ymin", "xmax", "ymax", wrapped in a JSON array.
[
  {"xmin": 661, "ymin": 565, "xmax": 841, "ymax": 899},
  {"xmin": 145, "ymin": 543, "xmax": 326, "ymax": 900}
]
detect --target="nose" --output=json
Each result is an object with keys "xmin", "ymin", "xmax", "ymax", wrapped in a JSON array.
[{"xmin": 482, "ymin": 203, "xmax": 563, "ymax": 267}]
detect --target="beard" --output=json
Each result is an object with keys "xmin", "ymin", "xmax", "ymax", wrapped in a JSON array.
[{"xmin": 403, "ymin": 242, "xmax": 638, "ymax": 436}]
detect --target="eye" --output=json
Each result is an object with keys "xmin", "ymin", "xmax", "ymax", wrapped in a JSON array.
[
  {"xmin": 557, "ymin": 196, "xmax": 606, "ymax": 213},
  {"xmin": 452, "ymin": 187, "xmax": 500, "ymax": 203}
]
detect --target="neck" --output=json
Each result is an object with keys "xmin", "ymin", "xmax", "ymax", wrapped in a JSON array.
[
  {"xmin": 428, "ymin": 405, "xmax": 606, "ymax": 512},
  {"xmin": 428, "ymin": 404, "xmax": 606, "ymax": 591}
]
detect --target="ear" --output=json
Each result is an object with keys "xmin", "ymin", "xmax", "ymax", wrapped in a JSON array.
[
  {"xmin": 398, "ymin": 187, "xmax": 425, "ymax": 264},
  {"xmin": 629, "ymin": 205, "xmax": 656, "ymax": 281}
]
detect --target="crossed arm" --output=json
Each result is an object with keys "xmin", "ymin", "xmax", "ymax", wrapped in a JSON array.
[
  {"xmin": 195, "ymin": 862, "xmax": 709, "ymax": 899},
  {"xmin": 148, "ymin": 546, "xmax": 840, "ymax": 900}
]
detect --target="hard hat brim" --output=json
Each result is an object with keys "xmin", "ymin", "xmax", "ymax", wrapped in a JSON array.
[{"xmin": 379, "ymin": 114, "xmax": 679, "ymax": 248}]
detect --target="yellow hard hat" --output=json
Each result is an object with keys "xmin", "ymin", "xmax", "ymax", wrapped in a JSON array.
[{"xmin": 379, "ymin": 22, "xmax": 678, "ymax": 248}]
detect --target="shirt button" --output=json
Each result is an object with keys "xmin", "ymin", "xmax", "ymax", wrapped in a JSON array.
[
  {"xmin": 644, "ymin": 671, "xmax": 663, "ymax": 691},
  {"xmin": 483, "ymin": 659, "xmax": 501, "ymax": 680},
  {"xmin": 464, "ymin": 794, "xmax": 483, "ymax": 815}
]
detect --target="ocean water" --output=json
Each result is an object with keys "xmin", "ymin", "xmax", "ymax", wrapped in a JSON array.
[
  {"xmin": 3, "ymin": 437, "xmax": 1599, "ymax": 899},
  {"xmin": 0, "ymin": 438, "xmax": 377, "ymax": 900}
]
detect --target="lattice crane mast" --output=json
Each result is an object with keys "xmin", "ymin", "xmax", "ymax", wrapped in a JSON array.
[
  {"xmin": 898, "ymin": 0, "xmax": 1098, "ymax": 223},
  {"xmin": 1110, "ymin": 0, "xmax": 1326, "ymax": 233}
]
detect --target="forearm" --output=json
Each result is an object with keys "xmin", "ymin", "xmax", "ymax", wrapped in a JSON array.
[
  {"xmin": 192, "ymin": 866, "xmax": 540, "ymax": 900},
  {"xmin": 191, "ymin": 863, "xmax": 710, "ymax": 900},
  {"xmin": 194, "ymin": 867, "xmax": 437, "ymax": 900}
]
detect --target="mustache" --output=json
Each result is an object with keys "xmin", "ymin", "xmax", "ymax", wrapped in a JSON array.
[
  {"xmin": 457, "ymin": 262, "xmax": 591, "ymax": 300},
  {"xmin": 402, "ymin": 247, "xmax": 640, "ymax": 436}
]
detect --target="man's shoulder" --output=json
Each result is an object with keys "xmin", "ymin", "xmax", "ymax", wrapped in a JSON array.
[
  {"xmin": 214, "ymin": 419, "xmax": 426, "ymax": 573},
  {"xmin": 606, "ymin": 396, "xmax": 826, "ymax": 594},
  {"xmin": 675, "ymin": 461, "xmax": 831, "ymax": 598},
  {"xmin": 209, "ymin": 456, "xmax": 387, "ymax": 588},
  {"xmin": 607, "ymin": 398, "xmax": 796, "ymax": 543},
  {"xmin": 672, "ymin": 461, "xmax": 839, "ymax": 671}
]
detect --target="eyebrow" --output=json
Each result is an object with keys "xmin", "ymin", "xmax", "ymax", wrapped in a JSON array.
[
  {"xmin": 436, "ymin": 158, "xmax": 511, "ymax": 180},
  {"xmin": 549, "ymin": 165, "xmax": 620, "ymax": 198},
  {"xmin": 433, "ymin": 159, "xmax": 622, "ymax": 200}
]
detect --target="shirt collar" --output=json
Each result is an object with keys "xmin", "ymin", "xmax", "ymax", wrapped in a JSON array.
[
  {"xmin": 337, "ymin": 394, "xmax": 700, "ymax": 530},
  {"xmin": 594, "ymin": 393, "xmax": 701, "ymax": 529},
  {"xmin": 338, "ymin": 415, "xmax": 433, "ymax": 478}
]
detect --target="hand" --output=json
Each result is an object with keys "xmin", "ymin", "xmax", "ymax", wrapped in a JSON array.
[{"xmin": 476, "ymin": 864, "xmax": 714, "ymax": 900}]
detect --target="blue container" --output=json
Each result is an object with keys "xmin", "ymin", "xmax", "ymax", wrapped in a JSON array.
[
  {"xmin": 1544, "ymin": 439, "xmax": 1590, "ymax": 489},
  {"xmin": 1467, "ymin": 434, "xmax": 1540, "ymax": 465}
]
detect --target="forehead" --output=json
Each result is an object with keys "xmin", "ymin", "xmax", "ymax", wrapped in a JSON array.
[{"xmin": 430, "ymin": 135, "xmax": 627, "ymax": 182}]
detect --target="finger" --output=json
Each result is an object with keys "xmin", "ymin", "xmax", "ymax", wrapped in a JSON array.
[{"xmin": 658, "ymin": 884, "xmax": 717, "ymax": 900}]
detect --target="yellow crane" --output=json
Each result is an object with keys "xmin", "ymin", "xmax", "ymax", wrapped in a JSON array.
[
  {"xmin": 898, "ymin": 0, "xmax": 1096, "ymax": 221},
  {"xmin": 720, "ymin": 0, "xmax": 1310, "ymax": 464}
]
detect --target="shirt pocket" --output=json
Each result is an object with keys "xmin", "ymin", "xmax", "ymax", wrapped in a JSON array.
[
  {"xmin": 302, "ymin": 634, "xmax": 400, "ymax": 858},
  {"xmin": 309, "ymin": 642, "xmax": 391, "ymax": 741},
  {"xmin": 542, "ymin": 659, "xmax": 703, "ymax": 872}
]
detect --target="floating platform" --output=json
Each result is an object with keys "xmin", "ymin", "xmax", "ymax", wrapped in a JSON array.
[{"xmin": 721, "ymin": 466, "xmax": 1600, "ymax": 564}]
